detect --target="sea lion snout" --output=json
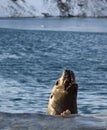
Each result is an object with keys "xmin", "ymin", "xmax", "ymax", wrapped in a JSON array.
[
  {"xmin": 61, "ymin": 70, "xmax": 75, "ymax": 82},
  {"xmin": 61, "ymin": 70, "xmax": 76, "ymax": 91}
]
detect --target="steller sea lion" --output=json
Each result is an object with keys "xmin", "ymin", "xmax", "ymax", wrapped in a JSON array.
[{"xmin": 47, "ymin": 70, "xmax": 78, "ymax": 115}]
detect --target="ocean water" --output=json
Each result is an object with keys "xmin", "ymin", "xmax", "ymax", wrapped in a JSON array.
[{"xmin": 0, "ymin": 18, "xmax": 107, "ymax": 115}]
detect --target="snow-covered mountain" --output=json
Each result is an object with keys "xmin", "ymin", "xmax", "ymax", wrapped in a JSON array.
[{"xmin": 0, "ymin": 0, "xmax": 107, "ymax": 17}]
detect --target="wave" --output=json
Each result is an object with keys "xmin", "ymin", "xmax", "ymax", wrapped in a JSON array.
[{"xmin": 0, "ymin": 112, "xmax": 106, "ymax": 130}]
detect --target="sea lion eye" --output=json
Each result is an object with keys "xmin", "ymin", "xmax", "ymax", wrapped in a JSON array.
[
  {"xmin": 50, "ymin": 95, "xmax": 53, "ymax": 99},
  {"xmin": 55, "ymin": 80, "xmax": 59, "ymax": 85}
]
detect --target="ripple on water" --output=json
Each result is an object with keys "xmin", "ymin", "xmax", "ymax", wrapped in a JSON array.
[{"xmin": 0, "ymin": 28, "xmax": 107, "ymax": 114}]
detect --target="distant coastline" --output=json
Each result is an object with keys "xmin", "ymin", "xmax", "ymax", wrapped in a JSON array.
[{"xmin": 0, "ymin": 17, "xmax": 107, "ymax": 33}]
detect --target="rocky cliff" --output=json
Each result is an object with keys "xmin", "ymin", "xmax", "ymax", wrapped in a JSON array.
[{"xmin": 0, "ymin": 0, "xmax": 107, "ymax": 17}]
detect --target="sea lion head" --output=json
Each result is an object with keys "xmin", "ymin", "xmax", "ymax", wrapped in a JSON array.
[{"xmin": 47, "ymin": 70, "xmax": 78, "ymax": 115}]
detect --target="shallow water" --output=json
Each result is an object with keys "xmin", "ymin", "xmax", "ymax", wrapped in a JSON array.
[
  {"xmin": 0, "ymin": 18, "xmax": 107, "ymax": 114},
  {"xmin": 0, "ymin": 112, "xmax": 106, "ymax": 130}
]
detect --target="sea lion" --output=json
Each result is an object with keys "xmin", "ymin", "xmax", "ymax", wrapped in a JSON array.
[{"xmin": 47, "ymin": 70, "xmax": 78, "ymax": 115}]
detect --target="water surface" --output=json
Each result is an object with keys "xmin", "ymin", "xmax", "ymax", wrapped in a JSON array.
[
  {"xmin": 0, "ymin": 17, "xmax": 107, "ymax": 32},
  {"xmin": 0, "ymin": 18, "xmax": 107, "ymax": 114}
]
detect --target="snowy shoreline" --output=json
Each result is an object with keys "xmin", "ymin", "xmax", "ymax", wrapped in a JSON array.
[{"xmin": 0, "ymin": 0, "xmax": 107, "ymax": 18}]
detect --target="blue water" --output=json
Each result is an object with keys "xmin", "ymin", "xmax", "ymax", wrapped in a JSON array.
[{"xmin": 0, "ymin": 18, "xmax": 107, "ymax": 114}]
